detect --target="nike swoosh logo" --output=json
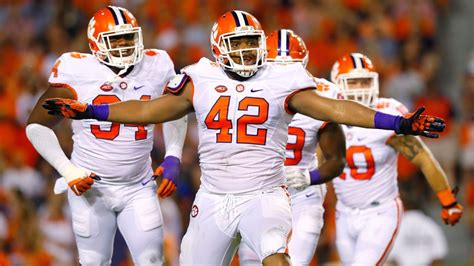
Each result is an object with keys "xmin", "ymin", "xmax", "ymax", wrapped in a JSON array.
[
  {"xmin": 134, "ymin": 85, "xmax": 145, "ymax": 90},
  {"xmin": 305, "ymin": 192, "xmax": 315, "ymax": 198},
  {"xmin": 250, "ymin": 89, "xmax": 263, "ymax": 92}
]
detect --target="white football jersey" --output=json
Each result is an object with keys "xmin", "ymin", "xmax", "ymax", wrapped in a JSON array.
[
  {"xmin": 182, "ymin": 58, "xmax": 316, "ymax": 194},
  {"xmin": 285, "ymin": 78, "xmax": 338, "ymax": 195},
  {"xmin": 332, "ymin": 98, "xmax": 408, "ymax": 208},
  {"xmin": 49, "ymin": 50, "xmax": 175, "ymax": 185}
]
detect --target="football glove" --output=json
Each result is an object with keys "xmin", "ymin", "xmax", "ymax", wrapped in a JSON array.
[
  {"xmin": 396, "ymin": 107, "xmax": 445, "ymax": 138},
  {"xmin": 62, "ymin": 164, "xmax": 100, "ymax": 196},
  {"xmin": 43, "ymin": 98, "xmax": 109, "ymax": 121},
  {"xmin": 285, "ymin": 166, "xmax": 311, "ymax": 189},
  {"xmin": 43, "ymin": 98, "xmax": 92, "ymax": 119},
  {"xmin": 153, "ymin": 156, "xmax": 180, "ymax": 198},
  {"xmin": 437, "ymin": 187, "xmax": 463, "ymax": 226}
]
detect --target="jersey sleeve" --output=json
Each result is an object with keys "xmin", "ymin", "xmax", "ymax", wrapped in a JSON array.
[
  {"xmin": 388, "ymin": 98, "xmax": 409, "ymax": 116},
  {"xmin": 290, "ymin": 64, "xmax": 319, "ymax": 91},
  {"xmin": 164, "ymin": 74, "xmax": 191, "ymax": 95},
  {"xmin": 160, "ymin": 50, "xmax": 177, "ymax": 87},
  {"xmin": 48, "ymin": 53, "xmax": 80, "ymax": 99},
  {"xmin": 284, "ymin": 64, "xmax": 320, "ymax": 114},
  {"xmin": 144, "ymin": 49, "xmax": 177, "ymax": 95},
  {"xmin": 314, "ymin": 78, "xmax": 338, "ymax": 99}
]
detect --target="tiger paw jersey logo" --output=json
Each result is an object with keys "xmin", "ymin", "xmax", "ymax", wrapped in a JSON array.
[{"xmin": 191, "ymin": 205, "xmax": 199, "ymax": 218}]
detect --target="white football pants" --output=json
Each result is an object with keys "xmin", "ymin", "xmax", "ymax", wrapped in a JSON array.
[
  {"xmin": 67, "ymin": 181, "xmax": 164, "ymax": 266},
  {"xmin": 180, "ymin": 186, "xmax": 292, "ymax": 265},
  {"xmin": 335, "ymin": 197, "xmax": 403, "ymax": 266},
  {"xmin": 238, "ymin": 184, "xmax": 326, "ymax": 266}
]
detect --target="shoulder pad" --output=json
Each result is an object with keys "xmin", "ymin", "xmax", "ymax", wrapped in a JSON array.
[{"xmin": 165, "ymin": 74, "xmax": 190, "ymax": 94}]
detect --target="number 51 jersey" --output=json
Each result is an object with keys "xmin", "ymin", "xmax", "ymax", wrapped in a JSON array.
[
  {"xmin": 48, "ymin": 50, "xmax": 175, "ymax": 185},
  {"xmin": 332, "ymin": 98, "xmax": 409, "ymax": 208},
  {"xmin": 181, "ymin": 58, "xmax": 316, "ymax": 194}
]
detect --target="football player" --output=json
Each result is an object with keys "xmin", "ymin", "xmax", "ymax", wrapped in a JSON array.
[
  {"xmin": 43, "ymin": 11, "xmax": 445, "ymax": 266},
  {"xmin": 26, "ymin": 6, "xmax": 187, "ymax": 265},
  {"xmin": 330, "ymin": 53, "xmax": 463, "ymax": 265},
  {"xmin": 238, "ymin": 29, "xmax": 346, "ymax": 266}
]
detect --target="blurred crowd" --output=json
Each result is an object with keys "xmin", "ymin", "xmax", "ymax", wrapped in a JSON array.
[{"xmin": 0, "ymin": 0, "xmax": 473, "ymax": 265}]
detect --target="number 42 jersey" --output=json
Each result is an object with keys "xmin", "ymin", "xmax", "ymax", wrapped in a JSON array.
[
  {"xmin": 332, "ymin": 98, "xmax": 408, "ymax": 208},
  {"xmin": 48, "ymin": 50, "xmax": 175, "ymax": 185},
  {"xmin": 180, "ymin": 58, "xmax": 316, "ymax": 194}
]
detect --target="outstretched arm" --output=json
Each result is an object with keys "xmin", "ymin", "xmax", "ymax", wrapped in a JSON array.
[
  {"xmin": 107, "ymin": 84, "xmax": 193, "ymax": 123},
  {"xmin": 289, "ymin": 89, "xmax": 377, "ymax": 128},
  {"xmin": 102, "ymin": 80, "xmax": 192, "ymax": 124},
  {"xmin": 43, "ymin": 80, "xmax": 194, "ymax": 124},
  {"xmin": 388, "ymin": 135, "xmax": 463, "ymax": 225},
  {"xmin": 288, "ymin": 89, "xmax": 445, "ymax": 138}
]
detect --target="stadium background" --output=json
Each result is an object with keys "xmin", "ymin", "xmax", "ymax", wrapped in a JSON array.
[{"xmin": 0, "ymin": 0, "xmax": 473, "ymax": 265}]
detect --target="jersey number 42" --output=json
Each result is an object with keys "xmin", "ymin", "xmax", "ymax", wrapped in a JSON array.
[{"xmin": 205, "ymin": 96, "xmax": 269, "ymax": 145}]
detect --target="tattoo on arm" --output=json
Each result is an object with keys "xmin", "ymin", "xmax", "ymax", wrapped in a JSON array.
[{"xmin": 391, "ymin": 136, "xmax": 423, "ymax": 160}]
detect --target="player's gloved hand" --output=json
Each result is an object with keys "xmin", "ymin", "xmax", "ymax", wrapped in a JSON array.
[
  {"xmin": 396, "ymin": 107, "xmax": 445, "ymax": 138},
  {"xmin": 62, "ymin": 164, "xmax": 101, "ymax": 196},
  {"xmin": 43, "ymin": 98, "xmax": 92, "ymax": 119},
  {"xmin": 285, "ymin": 166, "xmax": 311, "ymax": 189},
  {"xmin": 153, "ymin": 156, "xmax": 180, "ymax": 198},
  {"xmin": 437, "ymin": 187, "xmax": 463, "ymax": 226},
  {"xmin": 42, "ymin": 98, "xmax": 109, "ymax": 121}
]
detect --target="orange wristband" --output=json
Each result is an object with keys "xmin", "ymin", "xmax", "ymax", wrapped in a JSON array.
[{"xmin": 436, "ymin": 189, "xmax": 456, "ymax": 207}]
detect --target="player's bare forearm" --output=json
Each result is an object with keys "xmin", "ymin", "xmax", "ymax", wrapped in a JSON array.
[
  {"xmin": 388, "ymin": 135, "xmax": 451, "ymax": 192},
  {"xmin": 108, "ymin": 92, "xmax": 193, "ymax": 124},
  {"xmin": 290, "ymin": 89, "xmax": 376, "ymax": 128},
  {"xmin": 316, "ymin": 123, "xmax": 346, "ymax": 181},
  {"xmin": 27, "ymin": 86, "xmax": 74, "ymax": 127}
]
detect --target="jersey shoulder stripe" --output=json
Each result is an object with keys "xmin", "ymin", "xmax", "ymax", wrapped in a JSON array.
[{"xmin": 165, "ymin": 74, "xmax": 190, "ymax": 94}]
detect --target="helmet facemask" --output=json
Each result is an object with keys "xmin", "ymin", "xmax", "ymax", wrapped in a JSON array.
[
  {"xmin": 89, "ymin": 24, "xmax": 143, "ymax": 69},
  {"xmin": 212, "ymin": 27, "xmax": 266, "ymax": 78},
  {"xmin": 336, "ymin": 71, "xmax": 379, "ymax": 107}
]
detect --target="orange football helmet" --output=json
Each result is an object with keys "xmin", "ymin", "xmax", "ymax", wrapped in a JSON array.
[
  {"xmin": 266, "ymin": 29, "xmax": 309, "ymax": 68},
  {"xmin": 331, "ymin": 53, "xmax": 379, "ymax": 106},
  {"xmin": 210, "ymin": 10, "xmax": 266, "ymax": 77},
  {"xmin": 87, "ymin": 6, "xmax": 143, "ymax": 68}
]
